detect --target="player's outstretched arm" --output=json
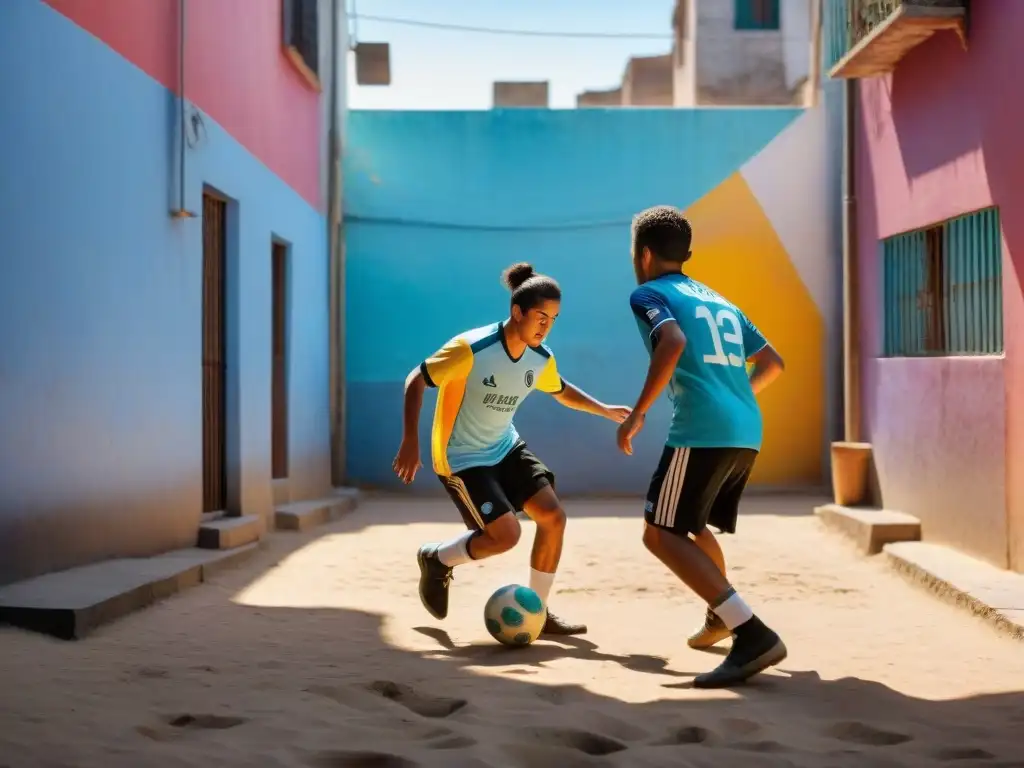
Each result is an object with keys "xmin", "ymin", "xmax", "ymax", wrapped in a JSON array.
[
  {"xmin": 747, "ymin": 344, "xmax": 785, "ymax": 395},
  {"xmin": 617, "ymin": 321, "xmax": 686, "ymax": 455},
  {"xmin": 393, "ymin": 366, "xmax": 426, "ymax": 484},
  {"xmin": 550, "ymin": 380, "xmax": 631, "ymax": 423}
]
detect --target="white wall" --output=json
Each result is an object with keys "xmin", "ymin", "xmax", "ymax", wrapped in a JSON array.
[
  {"xmin": 672, "ymin": 0, "xmax": 698, "ymax": 106},
  {"xmin": 695, "ymin": 0, "xmax": 783, "ymax": 92},
  {"xmin": 689, "ymin": 0, "xmax": 813, "ymax": 104},
  {"xmin": 783, "ymin": 0, "xmax": 813, "ymax": 89}
]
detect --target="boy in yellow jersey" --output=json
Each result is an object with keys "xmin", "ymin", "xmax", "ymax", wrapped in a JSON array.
[{"xmin": 393, "ymin": 262, "xmax": 632, "ymax": 635}]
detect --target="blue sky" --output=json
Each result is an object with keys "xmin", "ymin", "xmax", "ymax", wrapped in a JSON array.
[{"xmin": 345, "ymin": 0, "xmax": 676, "ymax": 110}]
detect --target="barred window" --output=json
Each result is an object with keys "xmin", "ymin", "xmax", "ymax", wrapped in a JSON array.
[{"xmin": 882, "ymin": 207, "xmax": 1003, "ymax": 357}]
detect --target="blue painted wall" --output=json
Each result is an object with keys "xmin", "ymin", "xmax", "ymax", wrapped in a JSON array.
[
  {"xmin": 0, "ymin": 2, "xmax": 330, "ymax": 584},
  {"xmin": 344, "ymin": 108, "xmax": 802, "ymax": 495}
]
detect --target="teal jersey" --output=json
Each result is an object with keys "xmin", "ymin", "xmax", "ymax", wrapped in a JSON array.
[
  {"xmin": 630, "ymin": 274, "xmax": 768, "ymax": 450},
  {"xmin": 420, "ymin": 322, "xmax": 564, "ymax": 475}
]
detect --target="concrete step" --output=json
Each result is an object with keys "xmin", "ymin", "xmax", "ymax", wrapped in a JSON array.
[
  {"xmin": 0, "ymin": 543, "xmax": 260, "ymax": 640},
  {"xmin": 884, "ymin": 541, "xmax": 1024, "ymax": 641},
  {"xmin": 197, "ymin": 514, "xmax": 263, "ymax": 550},
  {"xmin": 814, "ymin": 503, "xmax": 921, "ymax": 555},
  {"xmin": 274, "ymin": 487, "xmax": 360, "ymax": 532}
]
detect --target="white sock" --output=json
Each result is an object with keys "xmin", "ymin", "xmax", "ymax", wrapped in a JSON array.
[
  {"xmin": 529, "ymin": 568, "xmax": 556, "ymax": 605},
  {"xmin": 436, "ymin": 531, "xmax": 475, "ymax": 567},
  {"xmin": 711, "ymin": 589, "xmax": 754, "ymax": 630}
]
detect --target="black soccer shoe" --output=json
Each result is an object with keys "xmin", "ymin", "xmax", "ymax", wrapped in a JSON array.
[
  {"xmin": 541, "ymin": 610, "xmax": 588, "ymax": 636},
  {"xmin": 416, "ymin": 544, "xmax": 453, "ymax": 620},
  {"xmin": 692, "ymin": 616, "xmax": 787, "ymax": 689}
]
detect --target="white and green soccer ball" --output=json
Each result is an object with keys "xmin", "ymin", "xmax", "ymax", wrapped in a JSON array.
[{"xmin": 483, "ymin": 584, "xmax": 547, "ymax": 646}]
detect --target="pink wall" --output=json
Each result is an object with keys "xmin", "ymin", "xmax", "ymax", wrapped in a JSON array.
[
  {"xmin": 44, "ymin": 0, "xmax": 322, "ymax": 209},
  {"xmin": 855, "ymin": 0, "xmax": 1024, "ymax": 570}
]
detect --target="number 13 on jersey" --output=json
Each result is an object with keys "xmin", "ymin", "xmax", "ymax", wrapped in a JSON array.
[{"xmin": 695, "ymin": 305, "xmax": 745, "ymax": 367}]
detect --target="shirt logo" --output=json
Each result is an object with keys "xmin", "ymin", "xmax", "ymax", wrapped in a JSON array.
[
  {"xmin": 483, "ymin": 393, "xmax": 519, "ymax": 412},
  {"xmin": 524, "ymin": 370, "xmax": 535, "ymax": 388},
  {"xmin": 482, "ymin": 375, "xmax": 497, "ymax": 387},
  {"xmin": 646, "ymin": 308, "xmax": 659, "ymax": 321}
]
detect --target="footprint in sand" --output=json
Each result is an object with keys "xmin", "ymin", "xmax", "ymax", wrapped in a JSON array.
[
  {"xmin": 512, "ymin": 726, "xmax": 628, "ymax": 756},
  {"xmin": 532, "ymin": 685, "xmax": 580, "ymax": 706},
  {"xmin": 417, "ymin": 725, "xmax": 477, "ymax": 750},
  {"xmin": 731, "ymin": 740, "xmax": 790, "ymax": 753},
  {"xmin": 307, "ymin": 751, "xmax": 419, "ymax": 768},
  {"xmin": 583, "ymin": 711, "xmax": 649, "ymax": 742},
  {"xmin": 136, "ymin": 713, "xmax": 247, "ymax": 741},
  {"xmin": 166, "ymin": 713, "xmax": 247, "ymax": 730},
  {"xmin": 308, "ymin": 681, "xmax": 467, "ymax": 719},
  {"xmin": 931, "ymin": 746, "xmax": 995, "ymax": 761},
  {"xmin": 366, "ymin": 680, "xmax": 468, "ymax": 719},
  {"xmin": 654, "ymin": 721, "xmax": 779, "ymax": 750},
  {"xmin": 653, "ymin": 725, "xmax": 715, "ymax": 746},
  {"xmin": 427, "ymin": 733, "xmax": 477, "ymax": 750},
  {"xmin": 133, "ymin": 666, "xmax": 170, "ymax": 679},
  {"xmin": 824, "ymin": 721, "xmax": 913, "ymax": 747}
]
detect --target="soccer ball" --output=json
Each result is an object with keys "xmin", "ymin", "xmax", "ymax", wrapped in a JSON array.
[{"xmin": 483, "ymin": 584, "xmax": 547, "ymax": 646}]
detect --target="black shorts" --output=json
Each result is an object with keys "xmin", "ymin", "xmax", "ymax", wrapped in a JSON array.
[
  {"xmin": 438, "ymin": 442, "xmax": 555, "ymax": 530},
  {"xmin": 644, "ymin": 446, "xmax": 758, "ymax": 536}
]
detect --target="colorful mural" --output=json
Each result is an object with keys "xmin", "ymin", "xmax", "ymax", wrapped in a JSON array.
[{"xmin": 344, "ymin": 106, "xmax": 837, "ymax": 493}]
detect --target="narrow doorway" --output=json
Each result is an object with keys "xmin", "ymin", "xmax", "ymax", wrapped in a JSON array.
[
  {"xmin": 271, "ymin": 241, "xmax": 289, "ymax": 481},
  {"xmin": 202, "ymin": 192, "xmax": 228, "ymax": 514}
]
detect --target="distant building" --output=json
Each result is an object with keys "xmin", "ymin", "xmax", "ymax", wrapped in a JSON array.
[
  {"xmin": 576, "ymin": 0, "xmax": 813, "ymax": 109},
  {"xmin": 621, "ymin": 54, "xmax": 674, "ymax": 106},
  {"xmin": 493, "ymin": 81, "xmax": 550, "ymax": 108},
  {"xmin": 576, "ymin": 87, "xmax": 622, "ymax": 108},
  {"xmin": 672, "ymin": 0, "xmax": 813, "ymax": 106}
]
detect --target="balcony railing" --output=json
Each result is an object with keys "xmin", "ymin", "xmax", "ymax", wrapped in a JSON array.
[{"xmin": 826, "ymin": 0, "xmax": 967, "ymax": 79}]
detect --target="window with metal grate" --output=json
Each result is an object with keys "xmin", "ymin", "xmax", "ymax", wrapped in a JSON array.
[
  {"xmin": 283, "ymin": 0, "xmax": 320, "ymax": 88},
  {"xmin": 882, "ymin": 207, "xmax": 1003, "ymax": 357}
]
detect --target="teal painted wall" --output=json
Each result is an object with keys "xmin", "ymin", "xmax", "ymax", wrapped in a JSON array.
[{"xmin": 343, "ymin": 108, "xmax": 803, "ymax": 494}]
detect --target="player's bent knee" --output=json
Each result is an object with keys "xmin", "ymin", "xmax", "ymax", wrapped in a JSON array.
[
  {"xmin": 642, "ymin": 521, "xmax": 671, "ymax": 554},
  {"xmin": 533, "ymin": 504, "xmax": 566, "ymax": 531},
  {"xmin": 483, "ymin": 513, "xmax": 521, "ymax": 553}
]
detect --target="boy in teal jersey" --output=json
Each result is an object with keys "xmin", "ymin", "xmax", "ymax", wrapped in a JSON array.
[
  {"xmin": 616, "ymin": 206, "xmax": 787, "ymax": 688},
  {"xmin": 393, "ymin": 262, "xmax": 632, "ymax": 635}
]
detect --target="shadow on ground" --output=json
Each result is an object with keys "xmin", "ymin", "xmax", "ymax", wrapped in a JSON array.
[{"xmin": 0, "ymin": 501, "xmax": 1019, "ymax": 768}]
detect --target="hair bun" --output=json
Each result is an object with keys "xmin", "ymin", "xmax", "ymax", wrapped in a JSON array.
[{"xmin": 502, "ymin": 262, "xmax": 536, "ymax": 291}]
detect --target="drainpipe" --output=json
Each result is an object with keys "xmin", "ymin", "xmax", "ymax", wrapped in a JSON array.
[
  {"xmin": 808, "ymin": 0, "xmax": 822, "ymax": 108},
  {"xmin": 327, "ymin": 0, "xmax": 346, "ymax": 486},
  {"xmin": 841, "ymin": 75, "xmax": 861, "ymax": 444},
  {"xmin": 171, "ymin": 0, "xmax": 194, "ymax": 218}
]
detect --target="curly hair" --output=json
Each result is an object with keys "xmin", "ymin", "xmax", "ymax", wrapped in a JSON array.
[{"xmin": 631, "ymin": 205, "xmax": 693, "ymax": 264}]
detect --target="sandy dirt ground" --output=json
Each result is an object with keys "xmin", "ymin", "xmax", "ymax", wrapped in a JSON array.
[{"xmin": 1, "ymin": 494, "xmax": 1022, "ymax": 768}]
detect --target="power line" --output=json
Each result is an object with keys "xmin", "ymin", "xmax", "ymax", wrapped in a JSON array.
[
  {"xmin": 344, "ymin": 213, "xmax": 632, "ymax": 232},
  {"xmin": 351, "ymin": 13, "xmax": 673, "ymax": 40}
]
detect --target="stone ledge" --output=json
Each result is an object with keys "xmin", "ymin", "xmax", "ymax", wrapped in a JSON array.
[
  {"xmin": 274, "ymin": 487, "xmax": 360, "ymax": 532},
  {"xmin": 814, "ymin": 503, "xmax": 921, "ymax": 554},
  {"xmin": 884, "ymin": 541, "xmax": 1024, "ymax": 641},
  {"xmin": 0, "ymin": 543, "xmax": 260, "ymax": 641},
  {"xmin": 197, "ymin": 514, "xmax": 263, "ymax": 550}
]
